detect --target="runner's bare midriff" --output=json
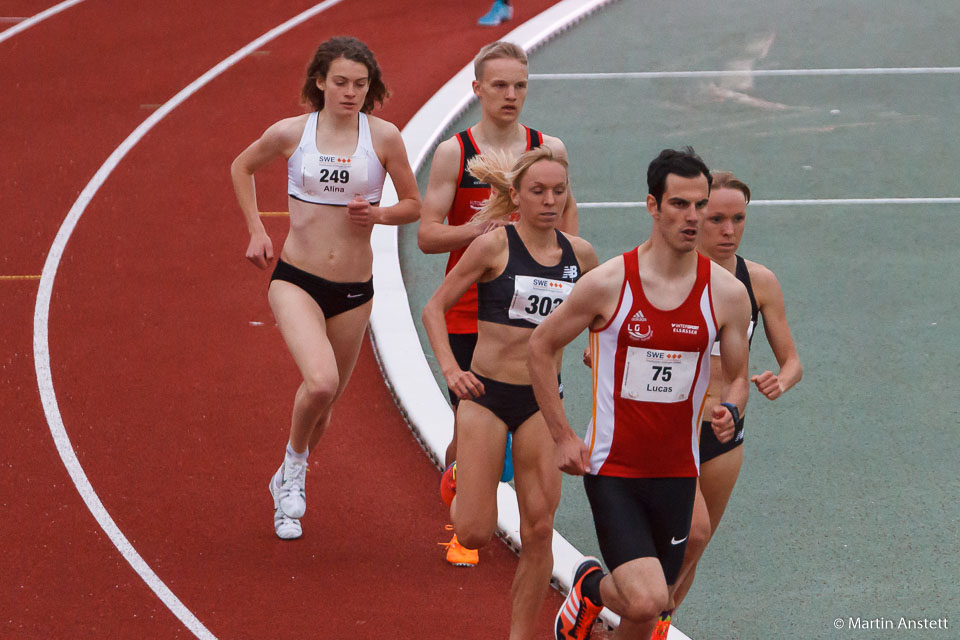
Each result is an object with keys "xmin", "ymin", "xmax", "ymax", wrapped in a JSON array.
[{"xmin": 281, "ymin": 196, "xmax": 375, "ymax": 281}]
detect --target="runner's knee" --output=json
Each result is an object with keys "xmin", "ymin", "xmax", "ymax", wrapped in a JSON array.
[
  {"xmin": 518, "ymin": 510, "xmax": 555, "ymax": 550},
  {"xmin": 456, "ymin": 523, "xmax": 495, "ymax": 550},
  {"xmin": 618, "ymin": 585, "xmax": 668, "ymax": 624},
  {"xmin": 686, "ymin": 510, "xmax": 712, "ymax": 560},
  {"xmin": 302, "ymin": 371, "xmax": 339, "ymax": 406}
]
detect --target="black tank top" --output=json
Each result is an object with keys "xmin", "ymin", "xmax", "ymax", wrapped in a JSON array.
[
  {"xmin": 735, "ymin": 255, "xmax": 760, "ymax": 347},
  {"xmin": 477, "ymin": 225, "xmax": 582, "ymax": 329}
]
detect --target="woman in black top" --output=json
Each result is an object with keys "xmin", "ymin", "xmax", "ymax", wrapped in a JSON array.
[
  {"xmin": 671, "ymin": 171, "xmax": 803, "ymax": 614},
  {"xmin": 423, "ymin": 146, "xmax": 597, "ymax": 639}
]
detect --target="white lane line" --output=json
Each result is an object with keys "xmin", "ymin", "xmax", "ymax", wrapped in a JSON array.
[
  {"xmin": 32, "ymin": 1, "xmax": 345, "ymax": 638},
  {"xmin": 578, "ymin": 197, "xmax": 960, "ymax": 208},
  {"xmin": 530, "ymin": 66, "xmax": 960, "ymax": 80},
  {"xmin": 752, "ymin": 198, "xmax": 960, "ymax": 206},
  {"xmin": 0, "ymin": 0, "xmax": 85, "ymax": 45}
]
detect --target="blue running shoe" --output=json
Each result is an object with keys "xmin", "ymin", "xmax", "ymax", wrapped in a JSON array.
[
  {"xmin": 501, "ymin": 432, "xmax": 514, "ymax": 482},
  {"xmin": 478, "ymin": 0, "xmax": 513, "ymax": 26}
]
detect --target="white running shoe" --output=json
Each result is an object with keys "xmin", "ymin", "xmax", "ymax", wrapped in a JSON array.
[
  {"xmin": 273, "ymin": 508, "xmax": 302, "ymax": 539},
  {"xmin": 270, "ymin": 467, "xmax": 302, "ymax": 540},
  {"xmin": 276, "ymin": 458, "xmax": 307, "ymax": 518}
]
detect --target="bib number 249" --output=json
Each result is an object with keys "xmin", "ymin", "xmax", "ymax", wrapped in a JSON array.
[{"xmin": 316, "ymin": 168, "xmax": 350, "ymax": 183}]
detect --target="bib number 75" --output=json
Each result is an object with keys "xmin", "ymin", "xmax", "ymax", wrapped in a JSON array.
[{"xmin": 651, "ymin": 365, "xmax": 672, "ymax": 381}]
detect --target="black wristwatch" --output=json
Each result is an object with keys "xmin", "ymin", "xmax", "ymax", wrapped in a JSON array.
[{"xmin": 720, "ymin": 402, "xmax": 741, "ymax": 425}]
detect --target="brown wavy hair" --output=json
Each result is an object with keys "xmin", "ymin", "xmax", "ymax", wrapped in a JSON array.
[{"xmin": 301, "ymin": 37, "xmax": 389, "ymax": 113}]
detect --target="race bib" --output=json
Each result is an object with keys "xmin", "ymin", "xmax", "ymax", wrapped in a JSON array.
[
  {"xmin": 508, "ymin": 275, "xmax": 574, "ymax": 325},
  {"xmin": 302, "ymin": 153, "xmax": 368, "ymax": 205},
  {"xmin": 620, "ymin": 347, "xmax": 699, "ymax": 403}
]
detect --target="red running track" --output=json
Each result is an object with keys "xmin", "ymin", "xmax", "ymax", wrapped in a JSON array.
[{"xmin": 1, "ymin": 0, "xmax": 569, "ymax": 637}]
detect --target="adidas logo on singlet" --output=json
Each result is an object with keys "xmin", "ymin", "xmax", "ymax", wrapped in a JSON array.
[{"xmin": 626, "ymin": 310, "xmax": 653, "ymax": 342}]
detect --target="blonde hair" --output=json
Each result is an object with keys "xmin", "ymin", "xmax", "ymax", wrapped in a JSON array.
[
  {"xmin": 473, "ymin": 41, "xmax": 527, "ymax": 80},
  {"xmin": 467, "ymin": 146, "xmax": 568, "ymax": 224},
  {"xmin": 710, "ymin": 170, "xmax": 751, "ymax": 203}
]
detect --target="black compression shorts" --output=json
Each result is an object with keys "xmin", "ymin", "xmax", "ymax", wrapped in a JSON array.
[
  {"xmin": 583, "ymin": 475, "xmax": 696, "ymax": 585},
  {"xmin": 699, "ymin": 415, "xmax": 745, "ymax": 464},
  {"xmin": 270, "ymin": 259, "xmax": 373, "ymax": 319},
  {"xmin": 462, "ymin": 372, "xmax": 562, "ymax": 432},
  {"xmin": 446, "ymin": 333, "xmax": 478, "ymax": 406}
]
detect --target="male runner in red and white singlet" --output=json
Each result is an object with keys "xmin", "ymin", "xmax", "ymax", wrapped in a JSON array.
[{"xmin": 529, "ymin": 148, "xmax": 752, "ymax": 640}]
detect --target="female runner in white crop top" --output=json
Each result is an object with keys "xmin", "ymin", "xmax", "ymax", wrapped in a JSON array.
[{"xmin": 230, "ymin": 37, "xmax": 420, "ymax": 540}]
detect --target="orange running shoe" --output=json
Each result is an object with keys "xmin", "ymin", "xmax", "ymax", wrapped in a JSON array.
[
  {"xmin": 555, "ymin": 556, "xmax": 604, "ymax": 639},
  {"xmin": 438, "ymin": 526, "xmax": 478, "ymax": 567},
  {"xmin": 440, "ymin": 461, "xmax": 457, "ymax": 507},
  {"xmin": 650, "ymin": 612, "xmax": 672, "ymax": 640}
]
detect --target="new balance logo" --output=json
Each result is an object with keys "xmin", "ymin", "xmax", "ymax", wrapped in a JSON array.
[{"xmin": 562, "ymin": 265, "xmax": 579, "ymax": 280}]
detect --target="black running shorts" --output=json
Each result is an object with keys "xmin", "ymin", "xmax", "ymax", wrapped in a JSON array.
[
  {"xmin": 446, "ymin": 333, "xmax": 478, "ymax": 406},
  {"xmin": 699, "ymin": 416, "xmax": 745, "ymax": 464},
  {"xmin": 270, "ymin": 259, "xmax": 373, "ymax": 318},
  {"xmin": 583, "ymin": 475, "xmax": 696, "ymax": 585}
]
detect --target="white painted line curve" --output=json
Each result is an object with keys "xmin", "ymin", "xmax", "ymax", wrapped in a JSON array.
[
  {"xmin": 32, "ymin": 2, "xmax": 345, "ymax": 638},
  {"xmin": 368, "ymin": 0, "xmax": 691, "ymax": 637},
  {"xmin": 0, "ymin": 0, "xmax": 86, "ymax": 45}
]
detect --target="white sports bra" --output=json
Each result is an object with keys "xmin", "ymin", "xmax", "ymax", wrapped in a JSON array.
[{"xmin": 287, "ymin": 111, "xmax": 386, "ymax": 206}]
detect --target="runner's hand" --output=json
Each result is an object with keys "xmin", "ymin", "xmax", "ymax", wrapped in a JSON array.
[
  {"xmin": 473, "ymin": 218, "xmax": 511, "ymax": 238},
  {"xmin": 582, "ymin": 345, "xmax": 593, "ymax": 368},
  {"xmin": 445, "ymin": 368, "xmax": 485, "ymax": 400},
  {"xmin": 245, "ymin": 231, "xmax": 274, "ymax": 269},
  {"xmin": 557, "ymin": 432, "xmax": 590, "ymax": 475},
  {"xmin": 751, "ymin": 371, "xmax": 783, "ymax": 400},
  {"xmin": 347, "ymin": 195, "xmax": 379, "ymax": 227},
  {"xmin": 710, "ymin": 405, "xmax": 735, "ymax": 443}
]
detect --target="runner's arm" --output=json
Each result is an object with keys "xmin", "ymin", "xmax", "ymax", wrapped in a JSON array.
[
  {"xmin": 230, "ymin": 118, "xmax": 298, "ymax": 268},
  {"xmin": 752, "ymin": 266, "xmax": 802, "ymax": 400},
  {"xmin": 417, "ymin": 140, "xmax": 486, "ymax": 253},
  {"xmin": 421, "ymin": 233, "xmax": 501, "ymax": 399},
  {"xmin": 711, "ymin": 269, "xmax": 752, "ymax": 440},
  {"xmin": 529, "ymin": 268, "xmax": 613, "ymax": 474},
  {"xmin": 366, "ymin": 120, "xmax": 420, "ymax": 225}
]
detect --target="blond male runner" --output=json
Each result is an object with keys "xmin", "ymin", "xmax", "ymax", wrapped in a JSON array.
[
  {"xmin": 528, "ymin": 148, "xmax": 751, "ymax": 639},
  {"xmin": 418, "ymin": 41, "xmax": 578, "ymax": 565}
]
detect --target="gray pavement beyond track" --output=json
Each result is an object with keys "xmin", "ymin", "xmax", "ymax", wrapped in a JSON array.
[{"xmin": 399, "ymin": 1, "xmax": 960, "ymax": 638}]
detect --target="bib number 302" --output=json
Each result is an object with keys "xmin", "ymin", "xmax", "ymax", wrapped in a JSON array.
[
  {"xmin": 509, "ymin": 275, "xmax": 575, "ymax": 325},
  {"xmin": 524, "ymin": 294, "xmax": 563, "ymax": 317}
]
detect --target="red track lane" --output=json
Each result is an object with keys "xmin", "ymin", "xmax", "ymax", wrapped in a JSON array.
[
  {"xmin": 1, "ymin": 1, "xmax": 61, "ymax": 23},
  {"xmin": 4, "ymin": 0, "xmax": 569, "ymax": 637}
]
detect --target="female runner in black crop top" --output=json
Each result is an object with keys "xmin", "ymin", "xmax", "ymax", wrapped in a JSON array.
[
  {"xmin": 229, "ymin": 37, "xmax": 420, "ymax": 541},
  {"xmin": 670, "ymin": 171, "xmax": 803, "ymax": 616},
  {"xmin": 422, "ymin": 147, "xmax": 597, "ymax": 639}
]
